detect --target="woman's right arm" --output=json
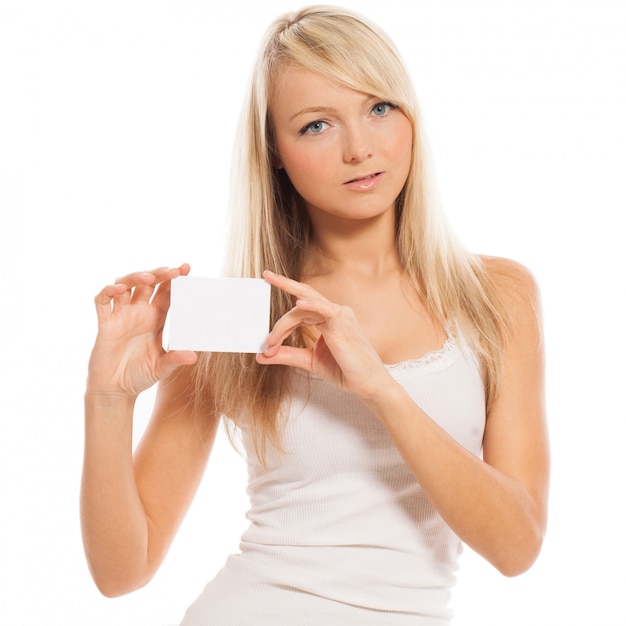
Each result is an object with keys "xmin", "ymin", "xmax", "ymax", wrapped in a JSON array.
[{"xmin": 80, "ymin": 265, "xmax": 219, "ymax": 597}]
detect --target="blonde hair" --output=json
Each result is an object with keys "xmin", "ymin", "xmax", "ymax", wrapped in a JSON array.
[{"xmin": 194, "ymin": 5, "xmax": 508, "ymax": 460}]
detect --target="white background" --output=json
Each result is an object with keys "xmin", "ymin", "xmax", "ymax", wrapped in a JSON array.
[{"xmin": 1, "ymin": 0, "xmax": 625, "ymax": 624}]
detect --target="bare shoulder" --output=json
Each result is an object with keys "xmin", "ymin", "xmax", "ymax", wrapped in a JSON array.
[
  {"xmin": 480, "ymin": 255, "xmax": 541, "ymax": 315},
  {"xmin": 481, "ymin": 255, "xmax": 538, "ymax": 290},
  {"xmin": 480, "ymin": 256, "xmax": 543, "ymax": 355}
]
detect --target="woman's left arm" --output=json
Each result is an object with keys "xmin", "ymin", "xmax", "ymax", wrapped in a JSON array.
[
  {"xmin": 367, "ymin": 259, "xmax": 549, "ymax": 576},
  {"xmin": 258, "ymin": 262, "xmax": 549, "ymax": 576}
]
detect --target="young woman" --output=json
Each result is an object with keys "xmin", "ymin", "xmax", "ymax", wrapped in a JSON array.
[{"xmin": 81, "ymin": 6, "xmax": 549, "ymax": 624}]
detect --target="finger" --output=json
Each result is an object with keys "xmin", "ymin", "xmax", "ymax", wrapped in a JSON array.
[
  {"xmin": 178, "ymin": 262, "xmax": 191, "ymax": 277},
  {"xmin": 94, "ymin": 283, "xmax": 128, "ymax": 320},
  {"xmin": 294, "ymin": 297, "xmax": 342, "ymax": 319},
  {"xmin": 114, "ymin": 270, "xmax": 158, "ymax": 289},
  {"xmin": 131, "ymin": 281, "xmax": 158, "ymax": 304},
  {"xmin": 256, "ymin": 345, "xmax": 313, "ymax": 371},
  {"xmin": 145, "ymin": 264, "xmax": 190, "ymax": 285},
  {"xmin": 150, "ymin": 280, "xmax": 174, "ymax": 326},
  {"xmin": 151, "ymin": 263, "xmax": 190, "ymax": 278},
  {"xmin": 111, "ymin": 271, "xmax": 156, "ymax": 307},
  {"xmin": 263, "ymin": 270, "xmax": 321, "ymax": 300},
  {"xmin": 266, "ymin": 296, "xmax": 345, "ymax": 349},
  {"xmin": 264, "ymin": 306, "xmax": 326, "ymax": 354},
  {"xmin": 151, "ymin": 263, "xmax": 191, "ymax": 314},
  {"xmin": 116, "ymin": 266, "xmax": 187, "ymax": 305},
  {"xmin": 113, "ymin": 264, "xmax": 189, "ymax": 289}
]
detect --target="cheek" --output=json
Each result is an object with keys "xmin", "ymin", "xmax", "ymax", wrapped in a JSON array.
[
  {"xmin": 392, "ymin": 119, "xmax": 414, "ymax": 165},
  {"xmin": 279, "ymin": 146, "xmax": 332, "ymax": 190},
  {"xmin": 276, "ymin": 139, "xmax": 303, "ymax": 175}
]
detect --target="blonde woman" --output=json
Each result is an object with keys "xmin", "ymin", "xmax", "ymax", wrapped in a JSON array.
[{"xmin": 81, "ymin": 6, "xmax": 549, "ymax": 625}]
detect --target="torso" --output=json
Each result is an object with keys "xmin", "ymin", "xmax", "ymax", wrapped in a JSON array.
[{"xmin": 181, "ymin": 330, "xmax": 486, "ymax": 625}]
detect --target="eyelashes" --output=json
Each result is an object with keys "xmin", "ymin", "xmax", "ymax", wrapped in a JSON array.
[
  {"xmin": 371, "ymin": 102, "xmax": 398, "ymax": 116},
  {"xmin": 299, "ymin": 120, "xmax": 329, "ymax": 135},
  {"xmin": 298, "ymin": 101, "xmax": 399, "ymax": 136}
]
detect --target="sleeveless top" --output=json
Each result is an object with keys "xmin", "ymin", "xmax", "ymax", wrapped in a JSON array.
[{"xmin": 181, "ymin": 334, "xmax": 486, "ymax": 625}]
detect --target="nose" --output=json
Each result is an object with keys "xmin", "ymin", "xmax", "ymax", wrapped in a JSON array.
[{"xmin": 342, "ymin": 123, "xmax": 373, "ymax": 163}]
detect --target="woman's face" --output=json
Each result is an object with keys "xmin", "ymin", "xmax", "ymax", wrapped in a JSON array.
[{"xmin": 270, "ymin": 65, "xmax": 413, "ymax": 229}]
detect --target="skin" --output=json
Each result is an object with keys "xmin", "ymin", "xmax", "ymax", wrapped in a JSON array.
[
  {"xmin": 80, "ymin": 67, "xmax": 549, "ymax": 597},
  {"xmin": 81, "ymin": 265, "xmax": 217, "ymax": 596},
  {"xmin": 271, "ymin": 66, "xmax": 413, "ymax": 229},
  {"xmin": 259, "ymin": 68, "xmax": 549, "ymax": 576}
]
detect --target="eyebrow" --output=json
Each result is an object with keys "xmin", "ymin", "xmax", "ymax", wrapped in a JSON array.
[{"xmin": 289, "ymin": 106, "xmax": 339, "ymax": 122}]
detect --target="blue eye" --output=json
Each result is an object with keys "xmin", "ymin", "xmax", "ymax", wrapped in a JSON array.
[
  {"xmin": 371, "ymin": 102, "xmax": 397, "ymax": 116},
  {"xmin": 300, "ymin": 120, "xmax": 329, "ymax": 135}
]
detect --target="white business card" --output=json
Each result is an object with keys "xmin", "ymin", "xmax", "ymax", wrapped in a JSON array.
[{"xmin": 168, "ymin": 276, "xmax": 271, "ymax": 353}]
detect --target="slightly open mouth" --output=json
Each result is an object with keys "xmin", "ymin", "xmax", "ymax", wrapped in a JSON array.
[{"xmin": 345, "ymin": 172, "xmax": 381, "ymax": 184}]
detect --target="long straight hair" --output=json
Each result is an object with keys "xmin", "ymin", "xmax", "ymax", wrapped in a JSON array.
[{"xmin": 194, "ymin": 5, "xmax": 508, "ymax": 461}]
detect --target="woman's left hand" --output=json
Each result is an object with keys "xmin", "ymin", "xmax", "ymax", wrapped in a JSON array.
[{"xmin": 256, "ymin": 271, "xmax": 391, "ymax": 399}]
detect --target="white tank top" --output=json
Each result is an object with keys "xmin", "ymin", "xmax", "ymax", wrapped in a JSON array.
[{"xmin": 181, "ymin": 334, "xmax": 485, "ymax": 625}]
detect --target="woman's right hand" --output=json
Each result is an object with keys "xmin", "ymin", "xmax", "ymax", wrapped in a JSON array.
[{"xmin": 87, "ymin": 264, "xmax": 198, "ymax": 399}]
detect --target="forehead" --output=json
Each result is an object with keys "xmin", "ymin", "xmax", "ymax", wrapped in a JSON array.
[{"xmin": 269, "ymin": 65, "xmax": 373, "ymax": 120}]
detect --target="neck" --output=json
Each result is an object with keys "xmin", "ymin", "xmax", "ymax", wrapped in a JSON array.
[{"xmin": 302, "ymin": 212, "xmax": 401, "ymax": 279}]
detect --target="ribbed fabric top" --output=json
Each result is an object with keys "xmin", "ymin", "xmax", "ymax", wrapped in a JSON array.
[{"xmin": 181, "ymin": 335, "xmax": 485, "ymax": 625}]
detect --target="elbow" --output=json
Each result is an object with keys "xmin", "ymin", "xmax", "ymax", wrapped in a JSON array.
[
  {"xmin": 88, "ymin": 562, "xmax": 154, "ymax": 598},
  {"xmin": 492, "ymin": 527, "xmax": 545, "ymax": 578},
  {"xmin": 95, "ymin": 582, "xmax": 129, "ymax": 599},
  {"xmin": 81, "ymin": 531, "xmax": 162, "ymax": 597},
  {"xmin": 495, "ymin": 555, "xmax": 538, "ymax": 578},
  {"xmin": 490, "ymin": 489, "xmax": 549, "ymax": 577},
  {"xmin": 94, "ymin": 578, "xmax": 145, "ymax": 599}
]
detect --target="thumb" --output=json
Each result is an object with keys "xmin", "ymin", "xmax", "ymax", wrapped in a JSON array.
[
  {"xmin": 256, "ymin": 345, "xmax": 312, "ymax": 371},
  {"xmin": 157, "ymin": 350, "xmax": 198, "ymax": 380}
]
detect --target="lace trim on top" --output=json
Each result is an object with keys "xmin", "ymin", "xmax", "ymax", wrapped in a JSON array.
[
  {"xmin": 292, "ymin": 333, "xmax": 461, "ymax": 380},
  {"xmin": 384, "ymin": 334, "xmax": 458, "ymax": 373}
]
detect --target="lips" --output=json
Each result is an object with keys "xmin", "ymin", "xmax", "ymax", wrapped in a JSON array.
[
  {"xmin": 345, "ymin": 172, "xmax": 381, "ymax": 184},
  {"xmin": 343, "ymin": 171, "xmax": 384, "ymax": 190}
]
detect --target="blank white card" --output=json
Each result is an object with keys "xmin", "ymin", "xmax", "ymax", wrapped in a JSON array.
[{"xmin": 168, "ymin": 276, "xmax": 271, "ymax": 353}]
